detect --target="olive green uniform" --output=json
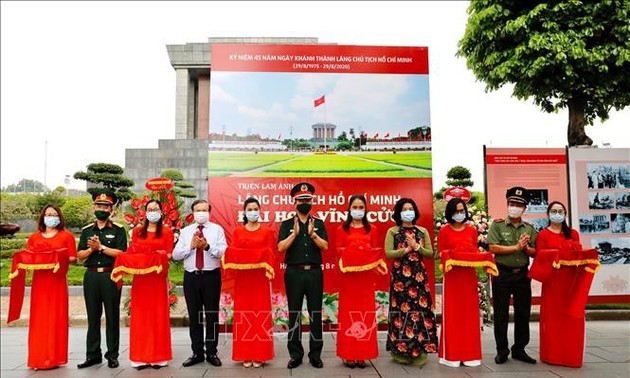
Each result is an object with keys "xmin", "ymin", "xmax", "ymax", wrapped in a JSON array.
[
  {"xmin": 78, "ymin": 221, "xmax": 127, "ymax": 360},
  {"xmin": 278, "ymin": 216, "xmax": 328, "ymax": 361},
  {"xmin": 487, "ymin": 218, "xmax": 537, "ymax": 357}
]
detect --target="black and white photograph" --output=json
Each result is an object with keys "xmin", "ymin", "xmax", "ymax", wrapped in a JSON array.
[
  {"xmin": 587, "ymin": 163, "xmax": 630, "ymax": 189},
  {"xmin": 616, "ymin": 192, "xmax": 630, "ymax": 209},
  {"xmin": 592, "ymin": 237, "xmax": 630, "ymax": 265},
  {"xmin": 526, "ymin": 189, "xmax": 549, "ymax": 214},
  {"xmin": 527, "ymin": 217, "xmax": 549, "ymax": 232},
  {"xmin": 611, "ymin": 213, "xmax": 630, "ymax": 234},
  {"xmin": 588, "ymin": 192, "xmax": 616, "ymax": 210},
  {"xmin": 579, "ymin": 214, "xmax": 610, "ymax": 234}
]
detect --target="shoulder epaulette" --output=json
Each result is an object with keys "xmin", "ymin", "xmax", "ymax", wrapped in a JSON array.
[
  {"xmin": 523, "ymin": 221, "xmax": 535, "ymax": 228},
  {"xmin": 82, "ymin": 222, "xmax": 95, "ymax": 230},
  {"xmin": 112, "ymin": 221, "xmax": 125, "ymax": 228},
  {"xmin": 494, "ymin": 218, "xmax": 505, "ymax": 223}
]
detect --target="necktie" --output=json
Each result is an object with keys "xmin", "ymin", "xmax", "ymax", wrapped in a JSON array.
[{"xmin": 195, "ymin": 224, "xmax": 205, "ymax": 271}]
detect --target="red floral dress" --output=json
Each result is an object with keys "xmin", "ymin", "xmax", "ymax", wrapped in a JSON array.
[{"xmin": 386, "ymin": 226, "xmax": 438, "ymax": 358}]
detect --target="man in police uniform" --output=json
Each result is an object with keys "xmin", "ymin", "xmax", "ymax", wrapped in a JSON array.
[
  {"xmin": 278, "ymin": 182, "xmax": 328, "ymax": 369},
  {"xmin": 487, "ymin": 186, "xmax": 537, "ymax": 365},
  {"xmin": 76, "ymin": 188, "xmax": 127, "ymax": 369}
]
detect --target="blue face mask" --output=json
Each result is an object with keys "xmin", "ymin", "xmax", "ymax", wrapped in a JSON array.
[
  {"xmin": 549, "ymin": 213, "xmax": 565, "ymax": 224},
  {"xmin": 44, "ymin": 216, "xmax": 60, "ymax": 228},
  {"xmin": 246, "ymin": 211, "xmax": 260, "ymax": 222},
  {"xmin": 400, "ymin": 210, "xmax": 415, "ymax": 223},
  {"xmin": 146, "ymin": 211, "xmax": 162, "ymax": 223},
  {"xmin": 350, "ymin": 209, "xmax": 365, "ymax": 220},
  {"xmin": 452, "ymin": 213, "xmax": 466, "ymax": 223}
]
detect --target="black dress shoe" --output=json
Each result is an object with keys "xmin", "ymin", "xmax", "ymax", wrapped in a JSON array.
[
  {"xmin": 151, "ymin": 365, "xmax": 164, "ymax": 370},
  {"xmin": 182, "ymin": 354, "xmax": 205, "ymax": 367},
  {"xmin": 135, "ymin": 365, "xmax": 149, "ymax": 370},
  {"xmin": 512, "ymin": 351, "xmax": 537, "ymax": 364},
  {"xmin": 287, "ymin": 358, "xmax": 302, "ymax": 369},
  {"xmin": 356, "ymin": 360, "xmax": 367, "ymax": 369},
  {"xmin": 206, "ymin": 355, "xmax": 222, "ymax": 367},
  {"xmin": 107, "ymin": 358, "xmax": 119, "ymax": 368},
  {"xmin": 343, "ymin": 360, "xmax": 356, "ymax": 368},
  {"xmin": 309, "ymin": 357, "xmax": 324, "ymax": 368},
  {"xmin": 77, "ymin": 358, "xmax": 102, "ymax": 369},
  {"xmin": 494, "ymin": 353, "xmax": 508, "ymax": 364}
]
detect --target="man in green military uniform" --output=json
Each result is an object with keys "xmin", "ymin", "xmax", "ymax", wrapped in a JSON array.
[
  {"xmin": 278, "ymin": 182, "xmax": 328, "ymax": 369},
  {"xmin": 76, "ymin": 188, "xmax": 127, "ymax": 369},
  {"xmin": 487, "ymin": 186, "xmax": 537, "ymax": 365}
]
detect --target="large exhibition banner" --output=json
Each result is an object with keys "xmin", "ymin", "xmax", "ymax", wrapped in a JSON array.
[
  {"xmin": 207, "ymin": 44, "xmax": 433, "ymax": 328},
  {"xmin": 484, "ymin": 147, "xmax": 569, "ymax": 297},
  {"xmin": 568, "ymin": 147, "xmax": 630, "ymax": 301}
]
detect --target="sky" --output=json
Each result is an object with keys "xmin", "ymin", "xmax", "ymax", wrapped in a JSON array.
[
  {"xmin": 2, "ymin": 1, "xmax": 629, "ymax": 192},
  {"xmin": 209, "ymin": 72, "xmax": 430, "ymax": 139}
]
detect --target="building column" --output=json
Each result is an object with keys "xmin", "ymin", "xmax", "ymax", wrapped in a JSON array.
[{"xmin": 175, "ymin": 69, "xmax": 191, "ymax": 139}]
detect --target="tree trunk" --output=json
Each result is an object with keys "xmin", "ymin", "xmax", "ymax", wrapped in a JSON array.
[{"xmin": 567, "ymin": 98, "xmax": 593, "ymax": 147}]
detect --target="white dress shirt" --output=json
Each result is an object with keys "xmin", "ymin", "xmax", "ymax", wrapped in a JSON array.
[{"xmin": 172, "ymin": 221, "xmax": 227, "ymax": 272}]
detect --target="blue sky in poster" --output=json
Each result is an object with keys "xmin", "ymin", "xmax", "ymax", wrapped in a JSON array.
[{"xmin": 210, "ymin": 72, "xmax": 430, "ymax": 140}]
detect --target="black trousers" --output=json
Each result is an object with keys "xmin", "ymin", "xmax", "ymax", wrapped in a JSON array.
[
  {"xmin": 83, "ymin": 270, "xmax": 121, "ymax": 360},
  {"xmin": 183, "ymin": 269, "xmax": 222, "ymax": 356},
  {"xmin": 285, "ymin": 267, "xmax": 323, "ymax": 360},
  {"xmin": 491, "ymin": 267, "xmax": 532, "ymax": 356}
]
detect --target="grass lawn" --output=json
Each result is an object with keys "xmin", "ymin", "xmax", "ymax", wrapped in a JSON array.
[
  {"xmin": 245, "ymin": 154, "xmax": 431, "ymax": 178},
  {"xmin": 208, "ymin": 152, "xmax": 296, "ymax": 173},
  {"xmin": 353, "ymin": 152, "xmax": 433, "ymax": 170}
]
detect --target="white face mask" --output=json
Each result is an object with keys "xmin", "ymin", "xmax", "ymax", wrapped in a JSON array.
[
  {"xmin": 194, "ymin": 211, "xmax": 209, "ymax": 224},
  {"xmin": 452, "ymin": 213, "xmax": 466, "ymax": 223},
  {"xmin": 246, "ymin": 211, "xmax": 260, "ymax": 222},
  {"xmin": 507, "ymin": 206, "xmax": 524, "ymax": 219},
  {"xmin": 549, "ymin": 213, "xmax": 565, "ymax": 224},
  {"xmin": 146, "ymin": 211, "xmax": 162, "ymax": 223},
  {"xmin": 400, "ymin": 210, "xmax": 415, "ymax": 223},
  {"xmin": 350, "ymin": 209, "xmax": 365, "ymax": 220},
  {"xmin": 44, "ymin": 216, "xmax": 60, "ymax": 228}
]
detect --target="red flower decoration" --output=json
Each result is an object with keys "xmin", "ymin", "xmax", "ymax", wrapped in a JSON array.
[
  {"xmin": 136, "ymin": 209, "xmax": 146, "ymax": 220},
  {"xmin": 185, "ymin": 213, "xmax": 194, "ymax": 224},
  {"xmin": 131, "ymin": 198, "xmax": 141, "ymax": 210},
  {"xmin": 124, "ymin": 213, "xmax": 135, "ymax": 224},
  {"xmin": 162, "ymin": 203, "xmax": 171, "ymax": 215},
  {"xmin": 169, "ymin": 210, "xmax": 180, "ymax": 221},
  {"xmin": 141, "ymin": 195, "xmax": 151, "ymax": 205},
  {"xmin": 168, "ymin": 294, "xmax": 177, "ymax": 305},
  {"xmin": 175, "ymin": 220, "xmax": 183, "ymax": 230},
  {"xmin": 166, "ymin": 192, "xmax": 176, "ymax": 206}
]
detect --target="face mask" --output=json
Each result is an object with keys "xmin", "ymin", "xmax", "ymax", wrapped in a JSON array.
[
  {"xmin": 94, "ymin": 210, "xmax": 110, "ymax": 221},
  {"xmin": 400, "ymin": 210, "xmax": 415, "ymax": 223},
  {"xmin": 507, "ymin": 206, "xmax": 524, "ymax": 219},
  {"xmin": 44, "ymin": 216, "xmax": 60, "ymax": 228},
  {"xmin": 296, "ymin": 203, "xmax": 312, "ymax": 214},
  {"xmin": 194, "ymin": 211, "xmax": 209, "ymax": 224},
  {"xmin": 549, "ymin": 213, "xmax": 565, "ymax": 224},
  {"xmin": 246, "ymin": 211, "xmax": 260, "ymax": 222},
  {"xmin": 350, "ymin": 209, "xmax": 365, "ymax": 220},
  {"xmin": 452, "ymin": 213, "xmax": 466, "ymax": 223},
  {"xmin": 146, "ymin": 211, "xmax": 162, "ymax": 223}
]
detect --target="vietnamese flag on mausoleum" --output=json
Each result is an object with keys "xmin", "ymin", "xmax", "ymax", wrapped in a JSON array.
[
  {"xmin": 314, "ymin": 95, "xmax": 325, "ymax": 107},
  {"xmin": 384, "ymin": 132, "xmax": 390, "ymax": 138},
  {"xmin": 373, "ymin": 133, "xmax": 379, "ymax": 138}
]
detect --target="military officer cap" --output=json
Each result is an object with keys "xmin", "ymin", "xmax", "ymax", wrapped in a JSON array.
[
  {"xmin": 506, "ymin": 186, "xmax": 529, "ymax": 205},
  {"xmin": 92, "ymin": 188, "xmax": 118, "ymax": 206},
  {"xmin": 291, "ymin": 182, "xmax": 315, "ymax": 200}
]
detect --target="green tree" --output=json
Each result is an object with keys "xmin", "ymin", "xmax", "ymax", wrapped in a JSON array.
[
  {"xmin": 2, "ymin": 179, "xmax": 48, "ymax": 193},
  {"xmin": 335, "ymin": 140, "xmax": 353, "ymax": 151},
  {"xmin": 160, "ymin": 169, "xmax": 196, "ymax": 198},
  {"xmin": 457, "ymin": 1, "xmax": 630, "ymax": 146},
  {"xmin": 61, "ymin": 195, "xmax": 93, "ymax": 228},
  {"xmin": 337, "ymin": 131, "xmax": 348, "ymax": 142},
  {"xmin": 74, "ymin": 163, "xmax": 135, "ymax": 202},
  {"xmin": 0, "ymin": 193, "xmax": 34, "ymax": 223}
]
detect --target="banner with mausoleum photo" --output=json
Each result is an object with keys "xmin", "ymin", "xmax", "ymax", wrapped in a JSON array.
[{"xmin": 206, "ymin": 43, "xmax": 434, "ymax": 328}]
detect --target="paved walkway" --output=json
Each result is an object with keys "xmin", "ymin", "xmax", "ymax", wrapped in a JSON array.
[{"xmin": 1, "ymin": 321, "xmax": 629, "ymax": 377}]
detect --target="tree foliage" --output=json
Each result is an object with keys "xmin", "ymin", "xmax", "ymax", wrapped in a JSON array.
[
  {"xmin": 457, "ymin": 0, "xmax": 630, "ymax": 146},
  {"xmin": 0, "ymin": 193, "xmax": 34, "ymax": 223},
  {"xmin": 2, "ymin": 179, "xmax": 48, "ymax": 193},
  {"xmin": 160, "ymin": 169, "xmax": 196, "ymax": 198},
  {"xmin": 61, "ymin": 195, "xmax": 94, "ymax": 228},
  {"xmin": 74, "ymin": 162, "xmax": 135, "ymax": 202}
]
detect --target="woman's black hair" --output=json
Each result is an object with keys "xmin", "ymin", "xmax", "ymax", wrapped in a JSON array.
[
  {"xmin": 392, "ymin": 197, "xmax": 420, "ymax": 226},
  {"xmin": 547, "ymin": 201, "xmax": 572, "ymax": 239},
  {"xmin": 342, "ymin": 194, "xmax": 371, "ymax": 233},
  {"xmin": 242, "ymin": 197, "xmax": 261, "ymax": 224},
  {"xmin": 139, "ymin": 199, "xmax": 163, "ymax": 239},
  {"xmin": 445, "ymin": 198, "xmax": 470, "ymax": 224}
]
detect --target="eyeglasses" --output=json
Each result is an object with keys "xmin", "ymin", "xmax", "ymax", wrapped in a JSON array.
[
  {"xmin": 44, "ymin": 213, "xmax": 59, "ymax": 217},
  {"xmin": 549, "ymin": 209, "xmax": 565, "ymax": 215}
]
